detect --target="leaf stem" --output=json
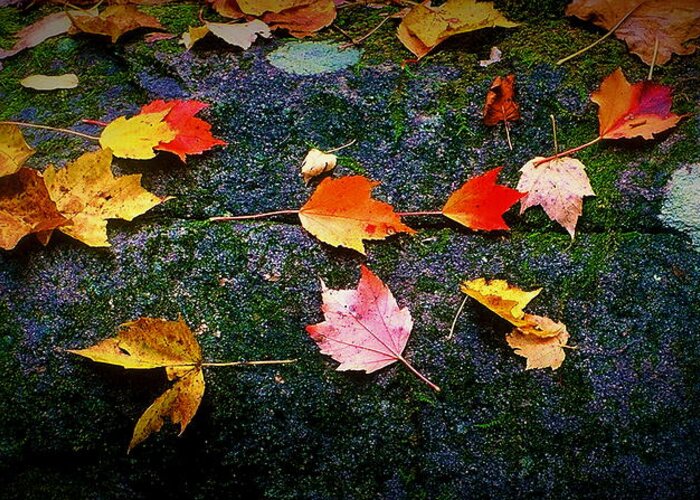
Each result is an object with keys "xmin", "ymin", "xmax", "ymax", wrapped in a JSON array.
[
  {"xmin": 504, "ymin": 120, "xmax": 513, "ymax": 150},
  {"xmin": 202, "ymin": 359, "xmax": 298, "ymax": 368},
  {"xmin": 396, "ymin": 211, "xmax": 442, "ymax": 217},
  {"xmin": 340, "ymin": 14, "xmax": 392, "ymax": 49},
  {"xmin": 209, "ymin": 209, "xmax": 300, "ymax": 222},
  {"xmin": 0, "ymin": 120, "xmax": 100, "ymax": 141},
  {"xmin": 398, "ymin": 357, "xmax": 440, "ymax": 392},
  {"xmin": 325, "ymin": 138, "xmax": 357, "ymax": 154},
  {"xmin": 556, "ymin": 4, "xmax": 640, "ymax": 65},
  {"xmin": 648, "ymin": 37, "xmax": 659, "ymax": 80},
  {"xmin": 533, "ymin": 136, "xmax": 602, "ymax": 167},
  {"xmin": 550, "ymin": 114, "xmax": 559, "ymax": 154},
  {"xmin": 446, "ymin": 295, "xmax": 468, "ymax": 340},
  {"xmin": 82, "ymin": 119, "xmax": 109, "ymax": 127}
]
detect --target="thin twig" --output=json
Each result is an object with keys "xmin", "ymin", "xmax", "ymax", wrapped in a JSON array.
[
  {"xmin": 0, "ymin": 120, "xmax": 100, "ymax": 141},
  {"xmin": 209, "ymin": 209, "xmax": 300, "ymax": 222},
  {"xmin": 340, "ymin": 15, "xmax": 393, "ymax": 49},
  {"xmin": 648, "ymin": 37, "xmax": 659, "ymax": 80},
  {"xmin": 202, "ymin": 359, "xmax": 298, "ymax": 367},
  {"xmin": 557, "ymin": 4, "xmax": 640, "ymax": 65},
  {"xmin": 446, "ymin": 295, "xmax": 468, "ymax": 340},
  {"xmin": 325, "ymin": 138, "xmax": 357, "ymax": 154},
  {"xmin": 504, "ymin": 121, "xmax": 513, "ymax": 150}
]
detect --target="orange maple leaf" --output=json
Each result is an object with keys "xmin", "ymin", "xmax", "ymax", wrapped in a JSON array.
[
  {"xmin": 442, "ymin": 167, "xmax": 524, "ymax": 231},
  {"xmin": 592, "ymin": 67, "xmax": 683, "ymax": 140},
  {"xmin": 298, "ymin": 176, "xmax": 415, "ymax": 254}
]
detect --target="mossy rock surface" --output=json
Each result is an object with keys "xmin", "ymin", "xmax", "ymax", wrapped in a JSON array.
[{"xmin": 1, "ymin": 2, "xmax": 699, "ymax": 498}]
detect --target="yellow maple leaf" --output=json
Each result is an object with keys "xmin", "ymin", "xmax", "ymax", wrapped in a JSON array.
[
  {"xmin": 69, "ymin": 317, "xmax": 204, "ymax": 451},
  {"xmin": 460, "ymin": 278, "xmax": 541, "ymax": 328},
  {"xmin": 99, "ymin": 109, "xmax": 177, "ymax": 160},
  {"xmin": 43, "ymin": 148, "xmax": 170, "ymax": 247},
  {"xmin": 506, "ymin": 326, "xmax": 570, "ymax": 370},
  {"xmin": 462, "ymin": 278, "xmax": 572, "ymax": 370},
  {"xmin": 68, "ymin": 316, "xmax": 296, "ymax": 450},
  {"xmin": 397, "ymin": 0, "xmax": 518, "ymax": 59},
  {"xmin": 0, "ymin": 124, "xmax": 34, "ymax": 178}
]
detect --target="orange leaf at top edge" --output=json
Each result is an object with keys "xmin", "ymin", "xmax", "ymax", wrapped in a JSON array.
[
  {"xmin": 483, "ymin": 74, "xmax": 520, "ymax": 126},
  {"xmin": 591, "ymin": 67, "xmax": 683, "ymax": 140},
  {"xmin": 298, "ymin": 176, "xmax": 415, "ymax": 254},
  {"xmin": 442, "ymin": 167, "xmax": 525, "ymax": 231}
]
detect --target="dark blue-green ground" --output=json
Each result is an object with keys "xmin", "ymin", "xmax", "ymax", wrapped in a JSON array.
[{"xmin": 1, "ymin": 2, "xmax": 699, "ymax": 498}]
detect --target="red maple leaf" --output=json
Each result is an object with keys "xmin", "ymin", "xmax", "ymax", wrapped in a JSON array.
[
  {"xmin": 306, "ymin": 265, "xmax": 440, "ymax": 391},
  {"xmin": 140, "ymin": 100, "xmax": 227, "ymax": 161},
  {"xmin": 442, "ymin": 167, "xmax": 525, "ymax": 231}
]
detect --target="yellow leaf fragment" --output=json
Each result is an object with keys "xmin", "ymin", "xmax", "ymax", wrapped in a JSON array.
[
  {"xmin": 68, "ymin": 5, "xmax": 163, "ymax": 43},
  {"xmin": 20, "ymin": 73, "xmax": 79, "ymax": 91},
  {"xmin": 300, "ymin": 148, "xmax": 337, "ymax": 184},
  {"xmin": 181, "ymin": 25, "xmax": 210, "ymax": 50},
  {"xmin": 44, "ymin": 149, "xmax": 169, "ymax": 247},
  {"xmin": 99, "ymin": 110, "xmax": 177, "ymax": 160},
  {"xmin": 506, "ymin": 326, "xmax": 570, "ymax": 370},
  {"xmin": 68, "ymin": 317, "xmax": 202, "ymax": 369},
  {"xmin": 460, "ymin": 278, "xmax": 541, "ymax": 328},
  {"xmin": 397, "ymin": 0, "xmax": 518, "ymax": 59},
  {"xmin": 206, "ymin": 19, "xmax": 271, "ymax": 50},
  {"xmin": 0, "ymin": 124, "xmax": 34, "ymax": 178},
  {"xmin": 129, "ymin": 366, "xmax": 205, "ymax": 451}
]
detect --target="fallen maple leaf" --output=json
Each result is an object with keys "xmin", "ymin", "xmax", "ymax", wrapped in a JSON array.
[
  {"xmin": 517, "ymin": 156, "xmax": 595, "ymax": 238},
  {"xmin": 298, "ymin": 176, "xmax": 415, "ymax": 254},
  {"xmin": 506, "ymin": 326, "xmax": 570, "ymax": 370},
  {"xmin": 442, "ymin": 167, "xmax": 524, "ymax": 231},
  {"xmin": 68, "ymin": 5, "xmax": 163, "ymax": 43},
  {"xmin": 99, "ymin": 109, "xmax": 177, "ymax": 160},
  {"xmin": 566, "ymin": 0, "xmax": 700, "ymax": 66},
  {"xmin": 183, "ymin": 19, "xmax": 271, "ymax": 51},
  {"xmin": 591, "ymin": 67, "xmax": 683, "ymax": 141},
  {"xmin": 208, "ymin": 0, "xmax": 336, "ymax": 37},
  {"xmin": 43, "ymin": 148, "xmax": 170, "ymax": 247},
  {"xmin": 0, "ymin": 124, "xmax": 34, "ymax": 178},
  {"xmin": 483, "ymin": 74, "xmax": 520, "ymax": 126},
  {"xmin": 461, "ymin": 278, "xmax": 570, "ymax": 370},
  {"xmin": 0, "ymin": 8, "xmax": 97, "ymax": 60},
  {"xmin": 69, "ymin": 316, "xmax": 295, "ymax": 450},
  {"xmin": 0, "ymin": 167, "xmax": 67, "ymax": 250},
  {"xmin": 300, "ymin": 148, "xmax": 337, "ymax": 184},
  {"xmin": 397, "ymin": 0, "xmax": 518, "ymax": 59},
  {"xmin": 307, "ymin": 265, "xmax": 440, "ymax": 391},
  {"xmin": 20, "ymin": 74, "xmax": 79, "ymax": 91},
  {"xmin": 181, "ymin": 25, "xmax": 211, "ymax": 49},
  {"xmin": 139, "ymin": 100, "xmax": 227, "ymax": 161},
  {"xmin": 69, "ymin": 317, "xmax": 205, "ymax": 451}
]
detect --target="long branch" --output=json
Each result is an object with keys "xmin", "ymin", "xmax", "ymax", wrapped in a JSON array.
[
  {"xmin": 0, "ymin": 120, "xmax": 100, "ymax": 141},
  {"xmin": 202, "ymin": 359, "xmax": 297, "ymax": 367},
  {"xmin": 209, "ymin": 209, "xmax": 300, "ymax": 222},
  {"xmin": 533, "ymin": 136, "xmax": 602, "ymax": 166}
]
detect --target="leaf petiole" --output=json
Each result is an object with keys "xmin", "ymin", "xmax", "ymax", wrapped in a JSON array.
[
  {"xmin": 0, "ymin": 120, "xmax": 100, "ymax": 141},
  {"xmin": 533, "ymin": 136, "xmax": 602, "ymax": 167},
  {"xmin": 209, "ymin": 209, "xmax": 300, "ymax": 222},
  {"xmin": 201, "ymin": 359, "xmax": 298, "ymax": 367}
]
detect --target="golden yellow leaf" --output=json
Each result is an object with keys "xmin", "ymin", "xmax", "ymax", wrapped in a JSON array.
[
  {"xmin": 506, "ymin": 326, "xmax": 570, "ymax": 370},
  {"xmin": 460, "ymin": 278, "xmax": 541, "ymax": 328},
  {"xmin": 0, "ymin": 124, "xmax": 34, "ymax": 178},
  {"xmin": 68, "ymin": 317, "xmax": 202, "ymax": 369},
  {"xmin": 20, "ymin": 73, "xmax": 79, "ymax": 91},
  {"xmin": 44, "ymin": 148, "xmax": 170, "ymax": 247},
  {"xmin": 397, "ymin": 0, "xmax": 518, "ymax": 59},
  {"xmin": 69, "ymin": 317, "xmax": 204, "ymax": 451},
  {"xmin": 0, "ymin": 167, "xmax": 66, "ymax": 250},
  {"xmin": 129, "ymin": 366, "xmax": 205, "ymax": 452},
  {"xmin": 99, "ymin": 110, "xmax": 177, "ymax": 160}
]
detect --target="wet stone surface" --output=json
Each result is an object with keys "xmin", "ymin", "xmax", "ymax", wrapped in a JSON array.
[{"xmin": 0, "ymin": 2, "xmax": 699, "ymax": 498}]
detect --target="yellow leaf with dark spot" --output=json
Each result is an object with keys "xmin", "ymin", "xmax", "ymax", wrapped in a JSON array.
[
  {"xmin": 460, "ymin": 278, "xmax": 541, "ymax": 328},
  {"xmin": 99, "ymin": 110, "xmax": 177, "ymax": 160},
  {"xmin": 44, "ymin": 148, "xmax": 170, "ymax": 247},
  {"xmin": 0, "ymin": 124, "xmax": 34, "ymax": 178}
]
